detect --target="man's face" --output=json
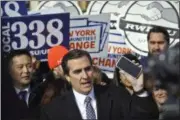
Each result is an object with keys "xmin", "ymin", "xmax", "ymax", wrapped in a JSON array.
[
  {"xmin": 148, "ymin": 32, "xmax": 168, "ymax": 56},
  {"xmin": 66, "ymin": 56, "xmax": 93, "ymax": 95},
  {"xmin": 9, "ymin": 55, "xmax": 33, "ymax": 87}
]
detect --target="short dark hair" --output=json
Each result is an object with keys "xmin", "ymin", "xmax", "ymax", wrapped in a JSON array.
[
  {"xmin": 6, "ymin": 49, "xmax": 32, "ymax": 70},
  {"xmin": 61, "ymin": 49, "xmax": 92, "ymax": 75},
  {"xmin": 147, "ymin": 26, "xmax": 170, "ymax": 45}
]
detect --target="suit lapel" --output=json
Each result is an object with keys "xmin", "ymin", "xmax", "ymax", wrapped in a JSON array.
[
  {"xmin": 66, "ymin": 90, "xmax": 83, "ymax": 120},
  {"xmin": 95, "ymin": 85, "xmax": 112, "ymax": 120},
  {"xmin": 28, "ymin": 92, "xmax": 36, "ymax": 106},
  {"xmin": 28, "ymin": 84, "xmax": 39, "ymax": 107}
]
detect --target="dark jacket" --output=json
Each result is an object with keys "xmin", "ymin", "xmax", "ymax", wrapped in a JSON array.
[
  {"xmin": 40, "ymin": 85, "xmax": 159, "ymax": 120},
  {"xmin": 2, "ymin": 80, "xmax": 44, "ymax": 120},
  {"xmin": 39, "ymin": 70, "xmax": 71, "ymax": 105}
]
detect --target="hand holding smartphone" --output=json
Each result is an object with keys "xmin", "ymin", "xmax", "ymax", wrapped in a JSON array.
[{"xmin": 116, "ymin": 55, "xmax": 142, "ymax": 79}]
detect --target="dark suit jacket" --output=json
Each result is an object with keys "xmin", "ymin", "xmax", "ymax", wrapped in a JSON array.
[
  {"xmin": 2, "ymin": 81, "xmax": 44, "ymax": 120},
  {"xmin": 40, "ymin": 85, "xmax": 159, "ymax": 120}
]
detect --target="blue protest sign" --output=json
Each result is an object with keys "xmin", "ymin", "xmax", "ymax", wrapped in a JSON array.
[
  {"xmin": 1, "ymin": 13, "xmax": 70, "ymax": 61},
  {"xmin": 1, "ymin": 1, "xmax": 27, "ymax": 17}
]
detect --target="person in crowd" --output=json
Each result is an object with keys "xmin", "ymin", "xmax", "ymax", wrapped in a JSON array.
[
  {"xmin": 46, "ymin": 45, "xmax": 69, "ymax": 80},
  {"xmin": 140, "ymin": 26, "xmax": 180, "ymax": 119},
  {"xmin": 153, "ymin": 88, "xmax": 168, "ymax": 118},
  {"xmin": 92, "ymin": 66, "xmax": 111, "ymax": 86},
  {"xmin": 31, "ymin": 55, "xmax": 44, "ymax": 84},
  {"xmin": 40, "ymin": 49, "xmax": 159, "ymax": 120},
  {"xmin": 40, "ymin": 45, "xmax": 71, "ymax": 105},
  {"xmin": 140, "ymin": 26, "xmax": 170, "ymax": 69},
  {"xmin": 111, "ymin": 54, "xmax": 160, "ymax": 97},
  {"xmin": 32, "ymin": 56, "xmax": 41, "ymax": 73},
  {"xmin": 2, "ymin": 49, "xmax": 43, "ymax": 120},
  {"xmin": 112, "ymin": 54, "xmax": 177, "ymax": 119},
  {"xmin": 145, "ymin": 73, "xmax": 179, "ymax": 119},
  {"xmin": 112, "ymin": 54, "xmax": 141, "ymax": 95}
]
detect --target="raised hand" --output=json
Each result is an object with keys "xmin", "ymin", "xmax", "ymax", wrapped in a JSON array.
[{"xmin": 119, "ymin": 62, "xmax": 144, "ymax": 92}]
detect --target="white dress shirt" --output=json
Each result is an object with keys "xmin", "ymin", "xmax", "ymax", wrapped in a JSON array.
[
  {"xmin": 73, "ymin": 87, "xmax": 97, "ymax": 119},
  {"xmin": 14, "ymin": 86, "xmax": 30, "ymax": 105}
]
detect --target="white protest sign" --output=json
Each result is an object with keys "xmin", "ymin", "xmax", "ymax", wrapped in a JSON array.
[
  {"xmin": 87, "ymin": 1, "xmax": 179, "ymax": 77},
  {"xmin": 70, "ymin": 25, "xmax": 101, "ymax": 53},
  {"xmin": 72, "ymin": 13, "xmax": 111, "ymax": 58}
]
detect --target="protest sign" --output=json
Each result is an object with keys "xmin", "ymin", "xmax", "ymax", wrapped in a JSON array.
[
  {"xmin": 36, "ymin": 1, "xmax": 82, "ymax": 16},
  {"xmin": 29, "ymin": 6, "xmax": 111, "ymax": 57},
  {"xmin": 71, "ymin": 13, "xmax": 111, "ymax": 57},
  {"xmin": 1, "ymin": 13, "xmax": 70, "ymax": 61},
  {"xmin": 31, "ymin": 1, "xmax": 179, "ymax": 77},
  {"xmin": 70, "ymin": 25, "xmax": 101, "ymax": 53},
  {"xmin": 93, "ymin": 33, "xmax": 133, "ymax": 72},
  {"xmin": 1, "ymin": 1, "xmax": 27, "ymax": 17},
  {"xmin": 70, "ymin": 18, "xmax": 88, "ymax": 27},
  {"xmin": 87, "ymin": 1, "xmax": 179, "ymax": 77}
]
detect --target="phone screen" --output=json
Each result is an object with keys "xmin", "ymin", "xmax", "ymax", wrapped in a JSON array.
[{"xmin": 116, "ymin": 56, "xmax": 142, "ymax": 78}]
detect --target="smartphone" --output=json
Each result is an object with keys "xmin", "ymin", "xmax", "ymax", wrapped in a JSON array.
[{"xmin": 116, "ymin": 56, "xmax": 142, "ymax": 79}]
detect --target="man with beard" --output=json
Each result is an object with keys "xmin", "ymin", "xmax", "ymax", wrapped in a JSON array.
[
  {"xmin": 141, "ymin": 26, "xmax": 180, "ymax": 119},
  {"xmin": 140, "ymin": 26, "xmax": 170, "ymax": 69}
]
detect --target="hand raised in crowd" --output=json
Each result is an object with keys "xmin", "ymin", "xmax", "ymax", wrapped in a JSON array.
[{"xmin": 119, "ymin": 61, "xmax": 144, "ymax": 92}]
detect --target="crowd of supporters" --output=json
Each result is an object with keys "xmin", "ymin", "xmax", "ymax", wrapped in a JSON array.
[{"xmin": 1, "ymin": 26, "xmax": 179, "ymax": 120}]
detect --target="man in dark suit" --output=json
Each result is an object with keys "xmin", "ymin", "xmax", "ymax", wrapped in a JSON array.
[
  {"xmin": 2, "ymin": 50, "xmax": 43, "ymax": 120},
  {"xmin": 40, "ymin": 49, "xmax": 159, "ymax": 120}
]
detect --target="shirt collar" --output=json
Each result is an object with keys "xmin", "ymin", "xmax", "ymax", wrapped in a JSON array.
[
  {"xmin": 73, "ymin": 87, "xmax": 95, "ymax": 105},
  {"xmin": 14, "ymin": 85, "xmax": 30, "ymax": 94}
]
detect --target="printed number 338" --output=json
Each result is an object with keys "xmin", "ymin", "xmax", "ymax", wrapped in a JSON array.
[{"xmin": 11, "ymin": 19, "xmax": 63, "ymax": 49}]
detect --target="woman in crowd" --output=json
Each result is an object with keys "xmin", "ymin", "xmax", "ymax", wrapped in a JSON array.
[{"xmin": 40, "ymin": 46, "xmax": 71, "ymax": 105}]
